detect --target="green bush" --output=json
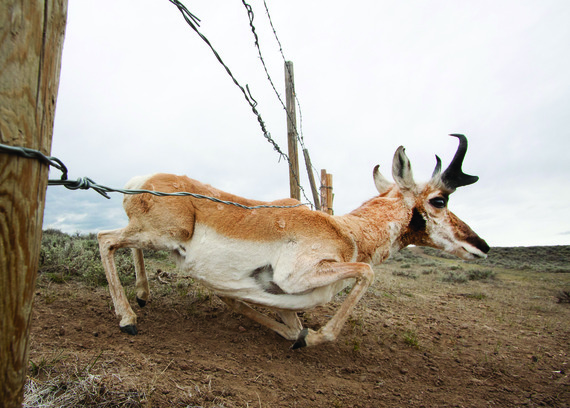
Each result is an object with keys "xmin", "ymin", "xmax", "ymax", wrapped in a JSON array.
[
  {"xmin": 466, "ymin": 268, "xmax": 496, "ymax": 281},
  {"xmin": 440, "ymin": 267, "xmax": 496, "ymax": 284},
  {"xmin": 440, "ymin": 270, "xmax": 468, "ymax": 284},
  {"xmin": 403, "ymin": 330, "xmax": 420, "ymax": 348},
  {"xmin": 392, "ymin": 270, "xmax": 418, "ymax": 279}
]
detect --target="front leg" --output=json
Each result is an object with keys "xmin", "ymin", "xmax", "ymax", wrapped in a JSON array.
[
  {"xmin": 98, "ymin": 229, "xmax": 138, "ymax": 334},
  {"xmin": 290, "ymin": 262, "xmax": 374, "ymax": 349}
]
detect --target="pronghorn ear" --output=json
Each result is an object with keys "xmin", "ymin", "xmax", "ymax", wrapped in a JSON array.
[
  {"xmin": 373, "ymin": 165, "xmax": 392, "ymax": 194},
  {"xmin": 392, "ymin": 146, "xmax": 416, "ymax": 190}
]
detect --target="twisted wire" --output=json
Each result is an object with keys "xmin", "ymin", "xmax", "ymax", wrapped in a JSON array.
[{"xmin": 0, "ymin": 143, "xmax": 307, "ymax": 209}]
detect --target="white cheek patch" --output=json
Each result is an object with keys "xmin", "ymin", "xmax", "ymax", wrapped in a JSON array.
[
  {"xmin": 426, "ymin": 219, "xmax": 457, "ymax": 252},
  {"xmin": 427, "ymin": 218, "xmax": 487, "ymax": 260}
]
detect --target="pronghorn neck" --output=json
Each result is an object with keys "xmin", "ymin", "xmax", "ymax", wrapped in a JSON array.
[{"xmin": 338, "ymin": 193, "xmax": 412, "ymax": 264}]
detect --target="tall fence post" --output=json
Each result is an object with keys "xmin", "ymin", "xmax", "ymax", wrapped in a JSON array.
[
  {"xmin": 0, "ymin": 1, "xmax": 68, "ymax": 406},
  {"xmin": 320, "ymin": 169, "xmax": 334, "ymax": 215},
  {"xmin": 284, "ymin": 61, "xmax": 300, "ymax": 200}
]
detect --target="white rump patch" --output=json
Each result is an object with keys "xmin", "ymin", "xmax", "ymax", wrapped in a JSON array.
[{"xmin": 124, "ymin": 174, "xmax": 155, "ymax": 190}]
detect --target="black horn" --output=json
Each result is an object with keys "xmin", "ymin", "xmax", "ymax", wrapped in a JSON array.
[
  {"xmin": 440, "ymin": 134, "xmax": 479, "ymax": 189},
  {"xmin": 431, "ymin": 155, "xmax": 442, "ymax": 179}
]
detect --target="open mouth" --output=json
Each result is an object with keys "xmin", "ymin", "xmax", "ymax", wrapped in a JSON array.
[{"xmin": 461, "ymin": 245, "xmax": 487, "ymax": 260}]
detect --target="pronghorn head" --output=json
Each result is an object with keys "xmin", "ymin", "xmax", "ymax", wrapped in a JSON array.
[{"xmin": 373, "ymin": 134, "xmax": 489, "ymax": 260}]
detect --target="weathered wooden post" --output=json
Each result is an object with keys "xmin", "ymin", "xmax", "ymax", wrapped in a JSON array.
[
  {"xmin": 0, "ymin": 1, "xmax": 68, "ymax": 406},
  {"xmin": 320, "ymin": 169, "xmax": 333, "ymax": 215},
  {"xmin": 303, "ymin": 148, "xmax": 320, "ymax": 210},
  {"xmin": 284, "ymin": 60, "xmax": 300, "ymax": 200}
]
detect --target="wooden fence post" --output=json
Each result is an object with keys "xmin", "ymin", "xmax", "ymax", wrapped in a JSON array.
[
  {"xmin": 284, "ymin": 61, "xmax": 300, "ymax": 200},
  {"xmin": 320, "ymin": 169, "xmax": 333, "ymax": 215},
  {"xmin": 0, "ymin": 1, "xmax": 68, "ymax": 406},
  {"xmin": 302, "ymin": 148, "xmax": 320, "ymax": 210}
]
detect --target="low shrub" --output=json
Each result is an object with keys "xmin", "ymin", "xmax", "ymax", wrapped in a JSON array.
[
  {"xmin": 466, "ymin": 268, "xmax": 496, "ymax": 281},
  {"xmin": 40, "ymin": 230, "xmax": 133, "ymax": 287},
  {"xmin": 440, "ymin": 270, "xmax": 468, "ymax": 284},
  {"xmin": 392, "ymin": 270, "xmax": 418, "ymax": 279}
]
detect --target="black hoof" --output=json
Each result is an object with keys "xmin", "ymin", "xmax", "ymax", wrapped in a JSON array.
[
  {"xmin": 120, "ymin": 324, "xmax": 138, "ymax": 335},
  {"xmin": 136, "ymin": 297, "xmax": 147, "ymax": 308},
  {"xmin": 291, "ymin": 328, "xmax": 309, "ymax": 350}
]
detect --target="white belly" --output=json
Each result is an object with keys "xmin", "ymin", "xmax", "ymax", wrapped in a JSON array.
[{"xmin": 174, "ymin": 223, "xmax": 350, "ymax": 310}]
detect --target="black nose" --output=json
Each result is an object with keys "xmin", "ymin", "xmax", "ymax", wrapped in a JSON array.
[
  {"xmin": 468, "ymin": 236, "xmax": 490, "ymax": 254},
  {"xmin": 478, "ymin": 238, "xmax": 490, "ymax": 254}
]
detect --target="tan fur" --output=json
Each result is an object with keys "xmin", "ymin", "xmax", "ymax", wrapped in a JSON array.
[{"xmin": 126, "ymin": 173, "xmax": 357, "ymax": 259}]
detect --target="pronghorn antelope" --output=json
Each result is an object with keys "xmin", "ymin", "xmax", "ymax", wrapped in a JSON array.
[{"xmin": 98, "ymin": 134, "xmax": 489, "ymax": 349}]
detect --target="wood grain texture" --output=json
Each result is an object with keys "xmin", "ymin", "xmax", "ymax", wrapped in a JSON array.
[
  {"xmin": 284, "ymin": 61, "xmax": 300, "ymax": 200},
  {"xmin": 0, "ymin": 1, "xmax": 67, "ymax": 406}
]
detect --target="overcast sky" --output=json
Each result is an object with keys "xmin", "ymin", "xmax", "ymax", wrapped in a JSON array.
[{"xmin": 44, "ymin": 0, "xmax": 570, "ymax": 247}]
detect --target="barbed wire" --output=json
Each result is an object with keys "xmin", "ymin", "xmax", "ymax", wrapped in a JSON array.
[
  {"xmin": 168, "ymin": 1, "xmax": 288, "ymax": 164},
  {"xmin": 260, "ymin": 0, "xmax": 322, "ymax": 184},
  {"xmin": 1, "ymin": 2, "xmax": 323, "ymax": 211},
  {"xmin": 0, "ymin": 143, "xmax": 309, "ymax": 209},
  {"xmin": 168, "ymin": 0, "xmax": 315, "ymax": 202},
  {"xmin": 0, "ymin": 143, "xmax": 69, "ymax": 178},
  {"xmin": 239, "ymin": 0, "xmax": 313, "ymax": 205},
  {"xmin": 239, "ymin": 0, "xmax": 324, "ymax": 202},
  {"xmin": 262, "ymin": 0, "xmax": 306, "ymax": 148}
]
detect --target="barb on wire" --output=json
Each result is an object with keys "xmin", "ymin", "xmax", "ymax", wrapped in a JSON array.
[{"xmin": 0, "ymin": 142, "xmax": 308, "ymax": 209}]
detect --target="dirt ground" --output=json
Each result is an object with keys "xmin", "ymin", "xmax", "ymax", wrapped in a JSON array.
[{"xmin": 27, "ymin": 248, "xmax": 570, "ymax": 407}]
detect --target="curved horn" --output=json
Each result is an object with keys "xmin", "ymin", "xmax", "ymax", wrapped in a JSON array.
[
  {"xmin": 431, "ymin": 155, "xmax": 442, "ymax": 179},
  {"xmin": 440, "ymin": 134, "xmax": 479, "ymax": 189}
]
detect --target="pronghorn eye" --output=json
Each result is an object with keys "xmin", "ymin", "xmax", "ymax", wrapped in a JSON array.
[{"xmin": 429, "ymin": 197, "xmax": 447, "ymax": 209}]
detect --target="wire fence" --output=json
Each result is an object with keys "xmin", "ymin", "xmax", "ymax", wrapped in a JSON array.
[
  {"xmin": 262, "ymin": 0, "xmax": 307, "ymax": 150},
  {"xmin": 1, "ymin": 1, "xmax": 322, "ymax": 212},
  {"xmin": 246, "ymin": 0, "xmax": 321, "ymax": 182},
  {"xmin": 0, "ymin": 143, "xmax": 309, "ymax": 209},
  {"xmin": 169, "ymin": 0, "xmax": 315, "ymax": 204}
]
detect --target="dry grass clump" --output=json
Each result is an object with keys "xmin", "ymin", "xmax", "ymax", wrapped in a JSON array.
[
  {"xmin": 556, "ymin": 290, "xmax": 570, "ymax": 304},
  {"xmin": 24, "ymin": 348, "xmax": 145, "ymax": 408},
  {"xmin": 440, "ymin": 268, "xmax": 496, "ymax": 284},
  {"xmin": 24, "ymin": 373, "xmax": 145, "ymax": 408}
]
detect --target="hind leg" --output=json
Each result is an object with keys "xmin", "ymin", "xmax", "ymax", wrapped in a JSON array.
[
  {"xmin": 132, "ymin": 248, "xmax": 150, "ymax": 307},
  {"xmin": 278, "ymin": 310, "xmax": 303, "ymax": 334},
  {"xmin": 219, "ymin": 297, "xmax": 303, "ymax": 341}
]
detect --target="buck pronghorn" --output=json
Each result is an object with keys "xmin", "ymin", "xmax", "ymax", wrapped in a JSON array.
[{"xmin": 98, "ymin": 134, "xmax": 489, "ymax": 348}]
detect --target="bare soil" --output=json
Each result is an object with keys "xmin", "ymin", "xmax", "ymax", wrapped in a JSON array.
[{"xmin": 27, "ymin": 247, "xmax": 570, "ymax": 407}]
